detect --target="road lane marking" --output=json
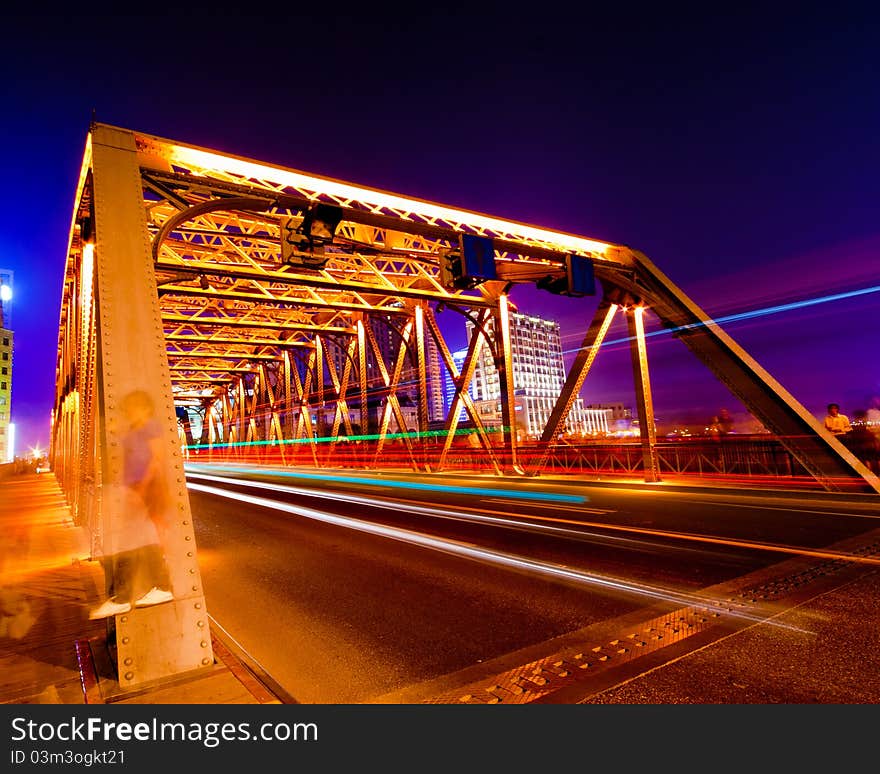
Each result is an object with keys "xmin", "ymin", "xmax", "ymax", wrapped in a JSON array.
[
  {"xmin": 481, "ymin": 498, "xmax": 616, "ymax": 515},
  {"xmin": 189, "ymin": 472, "xmax": 880, "ymax": 567},
  {"xmin": 186, "ymin": 480, "xmax": 797, "ymax": 627}
]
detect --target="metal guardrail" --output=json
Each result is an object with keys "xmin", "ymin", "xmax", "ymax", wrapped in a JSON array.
[
  {"xmin": 537, "ymin": 436, "xmax": 806, "ymax": 479},
  {"xmin": 184, "ymin": 434, "xmax": 828, "ymax": 489}
]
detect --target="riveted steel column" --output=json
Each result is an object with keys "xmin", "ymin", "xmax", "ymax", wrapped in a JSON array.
[
  {"xmin": 357, "ymin": 318, "xmax": 369, "ymax": 438},
  {"xmin": 414, "ymin": 305, "xmax": 429, "ymax": 445},
  {"xmin": 90, "ymin": 125, "xmax": 212, "ymax": 687},
  {"xmin": 314, "ymin": 335, "xmax": 326, "ymax": 440},
  {"xmin": 627, "ymin": 306, "xmax": 661, "ymax": 483},
  {"xmin": 493, "ymin": 294, "xmax": 521, "ymax": 474}
]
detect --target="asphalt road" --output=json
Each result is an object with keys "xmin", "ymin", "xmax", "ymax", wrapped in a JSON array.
[{"xmin": 184, "ymin": 463, "xmax": 880, "ymax": 703}]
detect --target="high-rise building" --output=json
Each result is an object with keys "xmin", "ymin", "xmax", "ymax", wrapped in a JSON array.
[
  {"xmin": 465, "ymin": 311, "xmax": 590, "ymax": 439},
  {"xmin": 0, "ymin": 269, "xmax": 13, "ymax": 462},
  {"xmin": 442, "ymin": 348, "xmax": 469, "ymax": 420}
]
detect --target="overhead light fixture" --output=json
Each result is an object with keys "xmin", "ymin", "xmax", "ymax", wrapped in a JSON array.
[
  {"xmin": 302, "ymin": 203, "xmax": 343, "ymax": 241},
  {"xmin": 279, "ymin": 203, "xmax": 343, "ymax": 269}
]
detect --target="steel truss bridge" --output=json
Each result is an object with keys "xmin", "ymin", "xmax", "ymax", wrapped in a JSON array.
[{"xmin": 49, "ymin": 123, "xmax": 880, "ymax": 687}]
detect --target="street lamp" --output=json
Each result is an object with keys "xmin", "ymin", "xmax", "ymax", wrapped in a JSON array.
[{"xmin": 0, "ymin": 284, "xmax": 11, "ymax": 303}]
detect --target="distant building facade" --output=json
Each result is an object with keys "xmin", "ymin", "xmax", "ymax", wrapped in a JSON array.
[
  {"xmin": 0, "ymin": 268, "xmax": 13, "ymax": 462},
  {"xmin": 586, "ymin": 402, "xmax": 634, "ymax": 435},
  {"xmin": 442, "ymin": 348, "xmax": 468, "ymax": 421},
  {"xmin": 465, "ymin": 311, "xmax": 589, "ymax": 439}
]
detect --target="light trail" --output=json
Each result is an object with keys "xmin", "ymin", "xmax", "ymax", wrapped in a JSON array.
[
  {"xmin": 519, "ymin": 502, "xmax": 880, "ymax": 566},
  {"xmin": 186, "ymin": 479, "xmax": 806, "ymax": 629},
  {"xmin": 184, "ymin": 462, "xmax": 587, "ymax": 504},
  {"xmin": 186, "ymin": 472, "xmax": 668, "ymax": 553},
  {"xmin": 480, "ymin": 498, "xmax": 614, "ymax": 516},
  {"xmin": 563, "ymin": 283, "xmax": 880, "ymax": 356},
  {"xmin": 189, "ymin": 470, "xmax": 880, "ymax": 568}
]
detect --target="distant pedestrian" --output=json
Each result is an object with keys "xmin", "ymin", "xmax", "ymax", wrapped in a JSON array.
[
  {"xmin": 717, "ymin": 408, "xmax": 734, "ymax": 436},
  {"xmin": 823, "ymin": 403, "xmax": 851, "ymax": 438}
]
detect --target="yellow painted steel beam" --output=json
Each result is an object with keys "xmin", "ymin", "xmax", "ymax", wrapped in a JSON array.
[
  {"xmin": 616, "ymin": 250, "xmax": 880, "ymax": 494},
  {"xmin": 153, "ymin": 258, "xmax": 497, "ymax": 308},
  {"xmin": 493, "ymin": 294, "xmax": 522, "ymax": 475},
  {"xmin": 86, "ymin": 125, "xmax": 213, "ymax": 687},
  {"xmin": 531, "ymin": 300, "xmax": 618, "ymax": 474},
  {"xmin": 132, "ymin": 127, "xmax": 613, "ymax": 258},
  {"xmin": 427, "ymin": 308, "xmax": 502, "ymax": 475},
  {"xmin": 627, "ymin": 306, "xmax": 661, "ymax": 483}
]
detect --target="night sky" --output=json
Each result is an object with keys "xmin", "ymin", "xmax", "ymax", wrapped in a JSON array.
[{"xmin": 1, "ymin": 7, "xmax": 878, "ymax": 451}]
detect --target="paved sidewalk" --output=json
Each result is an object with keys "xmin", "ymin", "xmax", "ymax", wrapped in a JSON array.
[{"xmin": 0, "ymin": 472, "xmax": 282, "ymax": 705}]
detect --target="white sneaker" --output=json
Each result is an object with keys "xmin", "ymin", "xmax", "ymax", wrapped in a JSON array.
[
  {"xmin": 89, "ymin": 598, "xmax": 131, "ymax": 620},
  {"xmin": 134, "ymin": 588, "xmax": 174, "ymax": 608}
]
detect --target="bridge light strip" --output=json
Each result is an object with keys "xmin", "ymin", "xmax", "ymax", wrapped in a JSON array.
[
  {"xmin": 184, "ymin": 462, "xmax": 586, "ymax": 504},
  {"xmin": 167, "ymin": 144, "xmax": 610, "ymax": 255},
  {"xmin": 186, "ymin": 480, "xmax": 805, "ymax": 630}
]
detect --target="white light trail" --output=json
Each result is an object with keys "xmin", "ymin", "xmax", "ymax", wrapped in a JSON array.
[
  {"xmin": 187, "ymin": 472, "xmax": 704, "ymax": 556},
  {"xmin": 187, "ymin": 478, "xmax": 807, "ymax": 630}
]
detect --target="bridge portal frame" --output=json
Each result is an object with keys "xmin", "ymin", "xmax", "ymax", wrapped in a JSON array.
[{"xmin": 51, "ymin": 122, "xmax": 879, "ymax": 687}]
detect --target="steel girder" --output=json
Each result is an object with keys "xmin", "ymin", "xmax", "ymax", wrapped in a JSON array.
[
  {"xmin": 51, "ymin": 123, "xmax": 878, "ymax": 685},
  {"xmin": 593, "ymin": 251, "xmax": 880, "ymax": 494},
  {"xmin": 52, "ymin": 126, "xmax": 213, "ymax": 687}
]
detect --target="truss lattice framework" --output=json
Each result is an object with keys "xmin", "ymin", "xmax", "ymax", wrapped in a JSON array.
[{"xmin": 49, "ymin": 123, "xmax": 880, "ymax": 684}]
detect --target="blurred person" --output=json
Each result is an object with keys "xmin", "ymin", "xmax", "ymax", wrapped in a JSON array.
[
  {"xmin": 0, "ymin": 524, "xmax": 36, "ymax": 640},
  {"xmin": 90, "ymin": 390, "xmax": 174, "ymax": 620},
  {"xmin": 823, "ymin": 403, "xmax": 851, "ymax": 438},
  {"xmin": 717, "ymin": 408, "xmax": 734, "ymax": 436},
  {"xmin": 0, "ymin": 589, "xmax": 35, "ymax": 639}
]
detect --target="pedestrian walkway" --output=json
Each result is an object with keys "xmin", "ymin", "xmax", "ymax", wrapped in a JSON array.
[{"xmin": 0, "ymin": 472, "xmax": 282, "ymax": 704}]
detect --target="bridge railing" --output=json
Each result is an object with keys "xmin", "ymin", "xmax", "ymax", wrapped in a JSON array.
[
  {"xmin": 183, "ymin": 434, "xmax": 847, "ymax": 491},
  {"xmin": 530, "ymin": 436, "xmax": 811, "ymax": 486}
]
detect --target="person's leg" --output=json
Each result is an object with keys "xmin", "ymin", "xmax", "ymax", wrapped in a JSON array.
[
  {"xmin": 143, "ymin": 544, "xmax": 172, "ymax": 593},
  {"xmin": 90, "ymin": 551, "xmax": 136, "ymax": 618},
  {"xmin": 112, "ymin": 551, "xmax": 137, "ymax": 606},
  {"xmin": 131, "ymin": 545, "xmax": 174, "ymax": 607}
]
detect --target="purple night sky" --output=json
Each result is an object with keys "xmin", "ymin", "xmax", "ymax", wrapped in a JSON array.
[{"xmin": 1, "ymin": 8, "xmax": 878, "ymax": 451}]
